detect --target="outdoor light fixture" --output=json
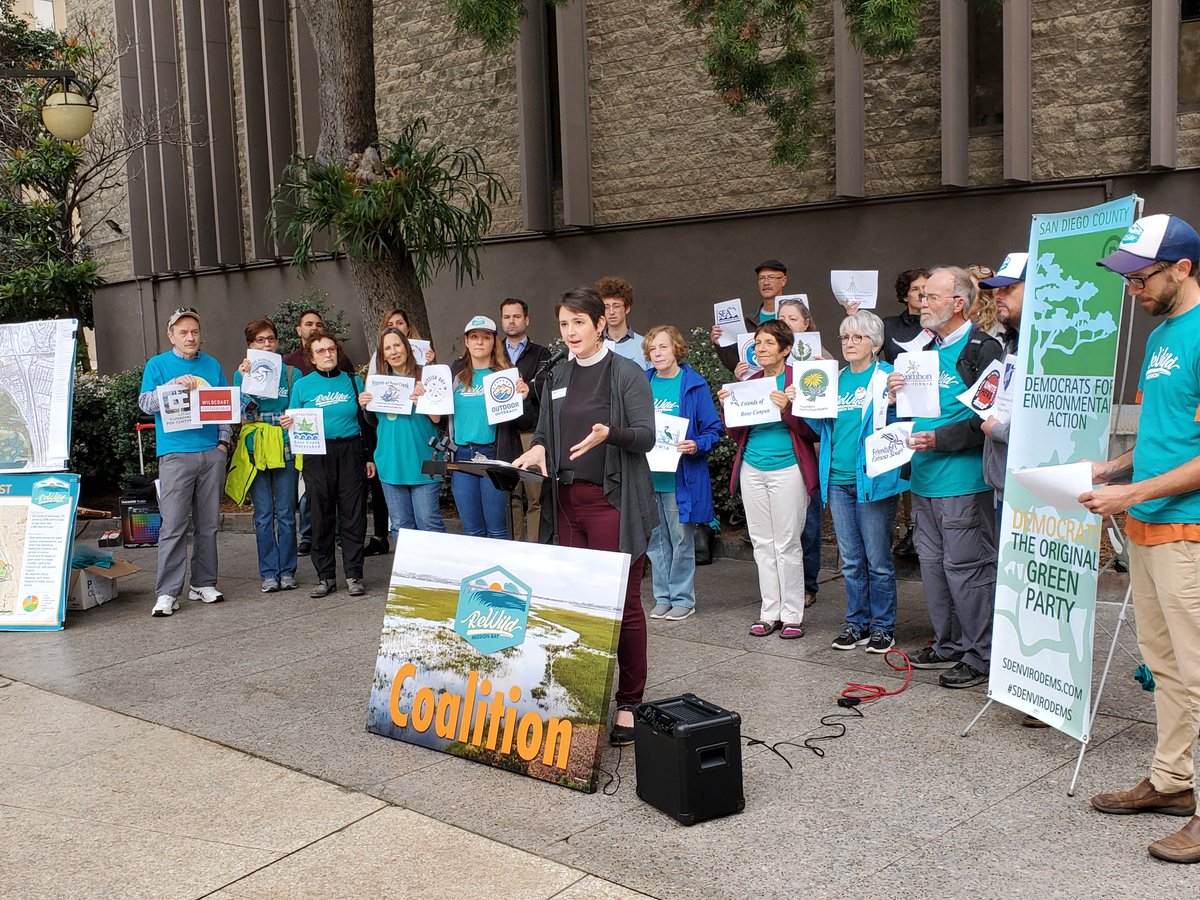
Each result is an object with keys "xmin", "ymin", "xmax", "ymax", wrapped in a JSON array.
[{"xmin": 0, "ymin": 67, "xmax": 98, "ymax": 140}]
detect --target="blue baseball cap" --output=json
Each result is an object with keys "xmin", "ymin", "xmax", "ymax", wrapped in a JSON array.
[{"xmin": 1097, "ymin": 214, "xmax": 1200, "ymax": 275}]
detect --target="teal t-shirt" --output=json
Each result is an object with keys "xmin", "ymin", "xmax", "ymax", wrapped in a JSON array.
[
  {"xmin": 744, "ymin": 372, "xmax": 794, "ymax": 471},
  {"xmin": 140, "ymin": 350, "xmax": 227, "ymax": 455},
  {"xmin": 650, "ymin": 371, "xmax": 684, "ymax": 493},
  {"xmin": 909, "ymin": 332, "xmax": 988, "ymax": 498},
  {"xmin": 374, "ymin": 412, "xmax": 439, "ymax": 486},
  {"xmin": 830, "ymin": 364, "xmax": 874, "ymax": 485},
  {"xmin": 291, "ymin": 370, "xmax": 362, "ymax": 440},
  {"xmin": 453, "ymin": 370, "xmax": 496, "ymax": 445},
  {"xmin": 1131, "ymin": 304, "xmax": 1200, "ymax": 523}
]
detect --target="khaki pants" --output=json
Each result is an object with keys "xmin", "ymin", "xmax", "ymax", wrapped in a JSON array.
[
  {"xmin": 740, "ymin": 461, "xmax": 808, "ymax": 625},
  {"xmin": 1129, "ymin": 539, "xmax": 1200, "ymax": 793},
  {"xmin": 510, "ymin": 431, "xmax": 542, "ymax": 542}
]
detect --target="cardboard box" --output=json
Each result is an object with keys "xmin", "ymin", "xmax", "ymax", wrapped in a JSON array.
[{"xmin": 67, "ymin": 559, "xmax": 141, "ymax": 611}]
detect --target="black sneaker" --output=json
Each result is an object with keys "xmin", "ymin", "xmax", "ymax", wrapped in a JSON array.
[
  {"xmin": 894, "ymin": 529, "xmax": 917, "ymax": 559},
  {"xmin": 831, "ymin": 626, "xmax": 867, "ymax": 651},
  {"xmin": 908, "ymin": 646, "xmax": 962, "ymax": 669},
  {"xmin": 297, "ymin": 541, "xmax": 312, "ymax": 557},
  {"xmin": 865, "ymin": 631, "xmax": 895, "ymax": 654},
  {"xmin": 940, "ymin": 662, "xmax": 988, "ymax": 689}
]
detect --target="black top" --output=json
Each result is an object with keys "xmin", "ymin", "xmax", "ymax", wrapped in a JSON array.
[
  {"xmin": 881, "ymin": 310, "xmax": 925, "ymax": 364},
  {"xmin": 559, "ymin": 355, "xmax": 613, "ymax": 485}
]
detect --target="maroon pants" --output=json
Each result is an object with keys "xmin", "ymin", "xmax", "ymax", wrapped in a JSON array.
[{"xmin": 558, "ymin": 482, "xmax": 647, "ymax": 708}]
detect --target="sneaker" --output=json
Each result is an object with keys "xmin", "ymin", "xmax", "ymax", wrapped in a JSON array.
[
  {"xmin": 831, "ymin": 626, "xmax": 867, "ymax": 651},
  {"xmin": 297, "ymin": 541, "xmax": 311, "ymax": 556},
  {"xmin": 261, "ymin": 578, "xmax": 280, "ymax": 594},
  {"xmin": 908, "ymin": 646, "xmax": 962, "ymax": 669},
  {"xmin": 310, "ymin": 579, "xmax": 336, "ymax": 598},
  {"xmin": 649, "ymin": 603, "xmax": 672, "ymax": 619},
  {"xmin": 865, "ymin": 631, "xmax": 895, "ymax": 654},
  {"xmin": 894, "ymin": 528, "xmax": 917, "ymax": 559},
  {"xmin": 151, "ymin": 594, "xmax": 178, "ymax": 617},
  {"xmin": 939, "ymin": 662, "xmax": 988, "ymax": 689},
  {"xmin": 188, "ymin": 585, "xmax": 225, "ymax": 604},
  {"xmin": 665, "ymin": 606, "xmax": 694, "ymax": 621},
  {"xmin": 347, "ymin": 578, "xmax": 366, "ymax": 597},
  {"xmin": 279, "ymin": 575, "xmax": 298, "ymax": 591}
]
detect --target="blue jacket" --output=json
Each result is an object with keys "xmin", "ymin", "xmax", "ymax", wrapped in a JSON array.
[
  {"xmin": 647, "ymin": 364, "xmax": 722, "ymax": 524},
  {"xmin": 812, "ymin": 360, "xmax": 909, "ymax": 505}
]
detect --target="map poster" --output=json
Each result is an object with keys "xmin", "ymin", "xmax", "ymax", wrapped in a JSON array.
[
  {"xmin": 0, "ymin": 473, "xmax": 80, "ymax": 632},
  {"xmin": 366, "ymin": 531, "xmax": 628, "ymax": 793},
  {"xmin": 989, "ymin": 195, "xmax": 1137, "ymax": 740},
  {"xmin": 0, "ymin": 319, "xmax": 77, "ymax": 473}
]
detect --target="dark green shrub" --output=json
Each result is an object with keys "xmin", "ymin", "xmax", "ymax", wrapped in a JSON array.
[
  {"xmin": 270, "ymin": 289, "xmax": 352, "ymax": 354},
  {"xmin": 72, "ymin": 367, "xmax": 155, "ymax": 498}
]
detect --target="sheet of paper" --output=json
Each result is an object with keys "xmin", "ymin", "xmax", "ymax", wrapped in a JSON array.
[
  {"xmin": 722, "ymin": 379, "xmax": 781, "ymax": 427},
  {"xmin": 415, "ymin": 364, "xmax": 454, "ymax": 416},
  {"xmin": 366, "ymin": 374, "xmax": 415, "ymax": 415},
  {"xmin": 409, "ymin": 339, "xmax": 434, "ymax": 365},
  {"xmin": 789, "ymin": 332, "xmax": 822, "ymax": 363},
  {"xmin": 1011, "ymin": 462, "xmax": 1093, "ymax": 513},
  {"xmin": 792, "ymin": 359, "xmax": 839, "ymax": 418},
  {"xmin": 285, "ymin": 406, "xmax": 326, "ymax": 455},
  {"xmin": 894, "ymin": 350, "xmax": 941, "ymax": 418},
  {"xmin": 647, "ymin": 412, "xmax": 690, "ymax": 473},
  {"xmin": 483, "ymin": 367, "xmax": 524, "ymax": 425},
  {"xmin": 892, "ymin": 330, "xmax": 933, "ymax": 354},
  {"xmin": 869, "ymin": 369, "xmax": 890, "ymax": 432},
  {"xmin": 714, "ymin": 298, "xmax": 747, "ymax": 347},
  {"xmin": 191, "ymin": 386, "xmax": 240, "ymax": 425},
  {"xmin": 957, "ymin": 359, "xmax": 1006, "ymax": 421},
  {"xmin": 994, "ymin": 354, "xmax": 1018, "ymax": 424},
  {"xmin": 156, "ymin": 384, "xmax": 201, "ymax": 433},
  {"xmin": 244, "ymin": 349, "xmax": 281, "ymax": 398},
  {"xmin": 865, "ymin": 422, "xmax": 914, "ymax": 478},
  {"xmin": 736, "ymin": 333, "xmax": 762, "ymax": 380},
  {"xmin": 830, "ymin": 270, "xmax": 878, "ymax": 309}
]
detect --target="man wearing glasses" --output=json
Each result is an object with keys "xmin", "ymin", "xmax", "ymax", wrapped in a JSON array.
[
  {"xmin": 1082, "ymin": 214, "xmax": 1200, "ymax": 864},
  {"xmin": 886, "ymin": 266, "xmax": 1003, "ymax": 689},
  {"xmin": 711, "ymin": 259, "xmax": 790, "ymax": 374},
  {"xmin": 138, "ymin": 308, "xmax": 230, "ymax": 618}
]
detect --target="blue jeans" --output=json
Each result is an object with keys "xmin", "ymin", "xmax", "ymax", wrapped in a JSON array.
[
  {"xmin": 647, "ymin": 491, "xmax": 697, "ymax": 609},
  {"xmin": 802, "ymin": 490, "xmax": 822, "ymax": 596},
  {"xmin": 827, "ymin": 483, "xmax": 899, "ymax": 635},
  {"xmin": 451, "ymin": 443, "xmax": 509, "ymax": 539},
  {"xmin": 380, "ymin": 481, "xmax": 445, "ymax": 540},
  {"xmin": 250, "ymin": 460, "xmax": 299, "ymax": 580},
  {"xmin": 298, "ymin": 485, "xmax": 311, "ymax": 543}
]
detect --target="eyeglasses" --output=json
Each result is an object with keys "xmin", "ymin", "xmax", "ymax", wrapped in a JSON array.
[
  {"xmin": 250, "ymin": 335, "xmax": 277, "ymax": 345},
  {"xmin": 1123, "ymin": 262, "xmax": 1171, "ymax": 290},
  {"xmin": 313, "ymin": 347, "xmax": 338, "ymax": 355},
  {"xmin": 920, "ymin": 293, "xmax": 962, "ymax": 304},
  {"xmin": 758, "ymin": 275, "xmax": 785, "ymax": 282},
  {"xmin": 839, "ymin": 334, "xmax": 865, "ymax": 345}
]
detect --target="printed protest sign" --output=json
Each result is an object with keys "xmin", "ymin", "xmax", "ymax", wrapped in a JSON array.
[
  {"xmin": 722, "ymin": 379, "xmax": 780, "ymax": 427},
  {"xmin": 244, "ymin": 350, "xmax": 282, "ymax": 399},
  {"xmin": 416, "ymin": 365, "xmax": 454, "ymax": 416},
  {"xmin": 647, "ymin": 412, "xmax": 689, "ymax": 473},
  {"xmin": 869, "ymin": 370, "xmax": 890, "ymax": 432},
  {"xmin": 713, "ymin": 299, "xmax": 747, "ymax": 347},
  {"xmin": 366, "ymin": 375, "xmax": 415, "ymax": 416},
  {"xmin": 864, "ymin": 422, "xmax": 913, "ymax": 477},
  {"xmin": 789, "ymin": 332, "xmax": 822, "ymax": 363},
  {"xmin": 830, "ymin": 270, "xmax": 878, "ymax": 309},
  {"xmin": 409, "ymin": 339, "xmax": 433, "ymax": 365},
  {"xmin": 791, "ymin": 360, "xmax": 839, "ymax": 418},
  {"xmin": 957, "ymin": 359, "xmax": 1006, "ymax": 419},
  {"xmin": 484, "ymin": 368, "xmax": 524, "ymax": 425},
  {"xmin": 894, "ymin": 350, "xmax": 941, "ymax": 418},
  {"xmin": 285, "ymin": 406, "xmax": 326, "ymax": 455},
  {"xmin": 156, "ymin": 384, "xmax": 201, "ymax": 433},
  {"xmin": 736, "ymin": 333, "xmax": 762, "ymax": 379},
  {"xmin": 191, "ymin": 386, "xmax": 240, "ymax": 425}
]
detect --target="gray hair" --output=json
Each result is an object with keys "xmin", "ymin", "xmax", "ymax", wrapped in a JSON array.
[
  {"xmin": 838, "ymin": 310, "xmax": 885, "ymax": 355},
  {"xmin": 928, "ymin": 265, "xmax": 977, "ymax": 315},
  {"xmin": 778, "ymin": 296, "xmax": 815, "ymax": 330}
]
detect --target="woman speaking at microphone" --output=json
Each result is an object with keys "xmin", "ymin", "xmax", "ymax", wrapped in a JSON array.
[{"xmin": 513, "ymin": 287, "xmax": 657, "ymax": 747}]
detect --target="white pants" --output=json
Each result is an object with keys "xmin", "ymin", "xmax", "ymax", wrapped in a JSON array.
[{"xmin": 741, "ymin": 462, "xmax": 808, "ymax": 624}]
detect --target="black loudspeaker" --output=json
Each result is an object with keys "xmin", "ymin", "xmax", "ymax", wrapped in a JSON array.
[{"xmin": 633, "ymin": 693, "xmax": 744, "ymax": 825}]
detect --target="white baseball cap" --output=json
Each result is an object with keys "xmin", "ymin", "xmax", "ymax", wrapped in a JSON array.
[
  {"xmin": 1097, "ymin": 214, "xmax": 1200, "ymax": 275},
  {"xmin": 463, "ymin": 315, "xmax": 497, "ymax": 334}
]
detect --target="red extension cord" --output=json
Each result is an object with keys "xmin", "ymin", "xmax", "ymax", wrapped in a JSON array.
[{"xmin": 841, "ymin": 647, "xmax": 914, "ymax": 702}]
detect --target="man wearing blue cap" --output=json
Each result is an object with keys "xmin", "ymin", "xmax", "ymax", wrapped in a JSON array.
[
  {"xmin": 980, "ymin": 252, "xmax": 1027, "ymax": 524},
  {"xmin": 1082, "ymin": 213, "xmax": 1200, "ymax": 864}
]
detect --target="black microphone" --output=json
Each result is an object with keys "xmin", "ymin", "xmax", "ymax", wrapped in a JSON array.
[{"xmin": 535, "ymin": 346, "xmax": 568, "ymax": 379}]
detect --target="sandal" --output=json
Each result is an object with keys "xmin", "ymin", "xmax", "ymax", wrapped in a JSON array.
[
  {"xmin": 750, "ymin": 620, "xmax": 781, "ymax": 637},
  {"xmin": 780, "ymin": 623, "xmax": 805, "ymax": 640}
]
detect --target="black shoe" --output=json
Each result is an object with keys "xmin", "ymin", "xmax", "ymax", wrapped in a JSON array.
[
  {"xmin": 894, "ymin": 529, "xmax": 917, "ymax": 559},
  {"xmin": 865, "ymin": 631, "xmax": 895, "ymax": 654},
  {"xmin": 940, "ymin": 662, "xmax": 988, "ymax": 689},
  {"xmin": 609, "ymin": 707, "xmax": 636, "ymax": 746},
  {"xmin": 831, "ymin": 626, "xmax": 867, "ymax": 651},
  {"xmin": 363, "ymin": 536, "xmax": 389, "ymax": 557},
  {"xmin": 908, "ymin": 646, "xmax": 962, "ymax": 669},
  {"xmin": 297, "ymin": 541, "xmax": 311, "ymax": 557}
]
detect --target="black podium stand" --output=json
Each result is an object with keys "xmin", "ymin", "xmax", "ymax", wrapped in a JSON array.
[{"xmin": 421, "ymin": 458, "xmax": 544, "ymax": 539}]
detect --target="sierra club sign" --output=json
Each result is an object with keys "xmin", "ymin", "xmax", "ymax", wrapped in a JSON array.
[{"xmin": 989, "ymin": 195, "xmax": 1137, "ymax": 739}]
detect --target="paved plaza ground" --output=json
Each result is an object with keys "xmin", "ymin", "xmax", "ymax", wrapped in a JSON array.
[{"xmin": 1, "ymin": 519, "xmax": 1195, "ymax": 898}]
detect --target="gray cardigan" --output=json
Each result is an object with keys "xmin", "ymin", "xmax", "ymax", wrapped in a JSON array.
[{"xmin": 533, "ymin": 351, "xmax": 659, "ymax": 558}]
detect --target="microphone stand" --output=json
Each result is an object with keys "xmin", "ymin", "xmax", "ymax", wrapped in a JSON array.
[{"xmin": 533, "ymin": 350, "xmax": 567, "ymax": 545}]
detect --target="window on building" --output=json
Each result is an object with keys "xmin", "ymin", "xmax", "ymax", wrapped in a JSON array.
[
  {"xmin": 543, "ymin": 2, "xmax": 563, "ymax": 189},
  {"xmin": 967, "ymin": 1, "xmax": 1003, "ymax": 131},
  {"xmin": 32, "ymin": 0, "xmax": 56, "ymax": 29},
  {"xmin": 1182, "ymin": 0, "xmax": 1200, "ymax": 109}
]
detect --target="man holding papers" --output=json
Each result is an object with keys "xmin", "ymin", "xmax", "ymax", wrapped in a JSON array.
[
  {"xmin": 886, "ymin": 266, "xmax": 1003, "ymax": 688},
  {"xmin": 711, "ymin": 259, "xmax": 790, "ymax": 373}
]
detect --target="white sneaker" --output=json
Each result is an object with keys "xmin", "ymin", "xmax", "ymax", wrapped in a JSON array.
[
  {"xmin": 188, "ymin": 585, "xmax": 225, "ymax": 604},
  {"xmin": 152, "ymin": 595, "xmax": 178, "ymax": 617}
]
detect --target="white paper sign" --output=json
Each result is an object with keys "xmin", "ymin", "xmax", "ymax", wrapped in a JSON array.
[
  {"xmin": 366, "ymin": 375, "xmax": 415, "ymax": 415},
  {"xmin": 409, "ymin": 339, "xmax": 434, "ymax": 365},
  {"xmin": 190, "ymin": 386, "xmax": 240, "ymax": 426},
  {"xmin": 869, "ymin": 369, "xmax": 890, "ymax": 432},
  {"xmin": 483, "ymin": 367, "xmax": 524, "ymax": 425},
  {"xmin": 722, "ymin": 379, "xmax": 781, "ymax": 427},
  {"xmin": 831, "ymin": 270, "xmax": 878, "ymax": 309},
  {"xmin": 893, "ymin": 330, "xmax": 934, "ymax": 354},
  {"xmin": 957, "ymin": 359, "xmax": 1006, "ymax": 420},
  {"xmin": 714, "ymin": 299, "xmax": 747, "ymax": 347},
  {"xmin": 995, "ymin": 354, "xmax": 1018, "ymax": 424},
  {"xmin": 1011, "ymin": 462, "xmax": 1093, "ymax": 513},
  {"xmin": 416, "ymin": 364, "xmax": 454, "ymax": 416},
  {"xmin": 285, "ymin": 406, "xmax": 326, "ymax": 455},
  {"xmin": 894, "ymin": 350, "xmax": 941, "ymax": 418},
  {"xmin": 647, "ymin": 412, "xmax": 690, "ymax": 473},
  {"xmin": 792, "ymin": 359, "xmax": 839, "ymax": 418},
  {"xmin": 865, "ymin": 422, "xmax": 914, "ymax": 477},
  {"xmin": 788, "ymin": 332, "xmax": 822, "ymax": 364},
  {"xmin": 244, "ymin": 349, "xmax": 282, "ymax": 399},
  {"xmin": 736, "ymin": 333, "xmax": 762, "ymax": 380},
  {"xmin": 156, "ymin": 384, "xmax": 201, "ymax": 433}
]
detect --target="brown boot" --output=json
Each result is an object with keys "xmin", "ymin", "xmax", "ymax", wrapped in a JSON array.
[
  {"xmin": 1149, "ymin": 816, "xmax": 1200, "ymax": 863},
  {"xmin": 1091, "ymin": 779, "xmax": 1196, "ymax": 816}
]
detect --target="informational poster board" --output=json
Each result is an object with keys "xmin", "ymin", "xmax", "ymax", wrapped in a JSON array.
[
  {"xmin": 366, "ymin": 531, "xmax": 628, "ymax": 793},
  {"xmin": 0, "ymin": 473, "xmax": 80, "ymax": 632},
  {"xmin": 0, "ymin": 319, "xmax": 77, "ymax": 472}
]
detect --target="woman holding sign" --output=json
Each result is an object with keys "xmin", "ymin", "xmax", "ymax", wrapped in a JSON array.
[
  {"xmin": 812, "ymin": 312, "xmax": 907, "ymax": 654},
  {"xmin": 642, "ymin": 326, "xmax": 722, "ymax": 621},
  {"xmin": 359, "ymin": 327, "xmax": 445, "ymax": 538},
  {"xmin": 719, "ymin": 319, "xmax": 820, "ymax": 639},
  {"xmin": 449, "ymin": 315, "xmax": 530, "ymax": 540},
  {"xmin": 283, "ymin": 334, "xmax": 374, "ymax": 599}
]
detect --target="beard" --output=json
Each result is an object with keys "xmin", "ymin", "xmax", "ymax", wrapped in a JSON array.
[{"xmin": 920, "ymin": 306, "xmax": 954, "ymax": 331}]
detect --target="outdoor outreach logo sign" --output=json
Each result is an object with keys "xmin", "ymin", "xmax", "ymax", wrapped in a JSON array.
[
  {"xmin": 367, "ymin": 531, "xmax": 628, "ymax": 792},
  {"xmin": 990, "ymin": 195, "xmax": 1136, "ymax": 739}
]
